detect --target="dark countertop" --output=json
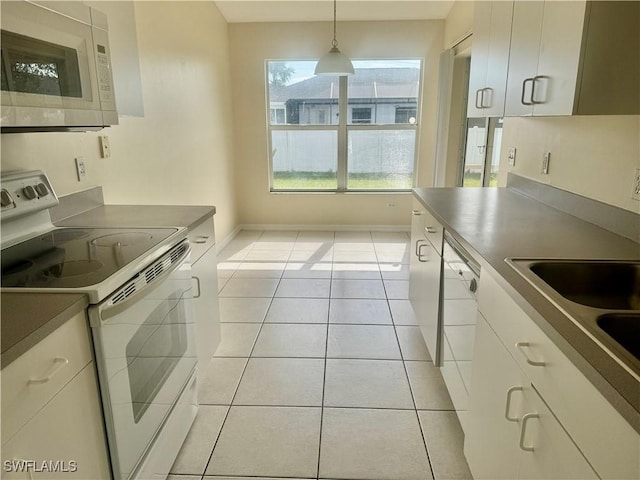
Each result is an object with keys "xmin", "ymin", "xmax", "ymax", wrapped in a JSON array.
[
  {"xmin": 413, "ymin": 186, "xmax": 640, "ymax": 432},
  {"xmin": 1, "ymin": 293, "xmax": 88, "ymax": 368},
  {"xmin": 55, "ymin": 205, "xmax": 216, "ymax": 230},
  {"xmin": 1, "ymin": 204, "xmax": 216, "ymax": 368}
]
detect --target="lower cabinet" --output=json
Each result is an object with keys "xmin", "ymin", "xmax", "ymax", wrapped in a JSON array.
[
  {"xmin": 466, "ymin": 270, "xmax": 640, "ymax": 480},
  {"xmin": 189, "ymin": 216, "xmax": 222, "ymax": 379},
  {"xmin": 409, "ymin": 199, "xmax": 442, "ymax": 364},
  {"xmin": 465, "ymin": 314, "xmax": 597, "ymax": 480},
  {"xmin": 1, "ymin": 312, "xmax": 110, "ymax": 479}
]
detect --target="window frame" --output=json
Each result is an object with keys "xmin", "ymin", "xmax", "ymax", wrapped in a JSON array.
[{"xmin": 267, "ymin": 59, "xmax": 422, "ymax": 193}]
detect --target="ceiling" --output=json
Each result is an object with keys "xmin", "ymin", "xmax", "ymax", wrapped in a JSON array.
[{"xmin": 215, "ymin": 1, "xmax": 455, "ymax": 23}]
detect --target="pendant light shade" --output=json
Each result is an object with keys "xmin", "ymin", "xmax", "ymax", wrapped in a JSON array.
[{"xmin": 314, "ymin": 0, "xmax": 354, "ymax": 76}]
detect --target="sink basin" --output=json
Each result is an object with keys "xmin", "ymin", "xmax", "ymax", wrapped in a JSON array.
[
  {"xmin": 597, "ymin": 314, "xmax": 640, "ymax": 360},
  {"xmin": 528, "ymin": 261, "xmax": 640, "ymax": 310}
]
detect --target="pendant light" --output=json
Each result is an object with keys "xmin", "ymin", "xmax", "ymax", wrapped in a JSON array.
[{"xmin": 314, "ymin": 0, "xmax": 354, "ymax": 76}]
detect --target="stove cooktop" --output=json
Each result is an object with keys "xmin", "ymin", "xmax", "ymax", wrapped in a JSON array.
[{"xmin": 1, "ymin": 227, "xmax": 179, "ymax": 289}]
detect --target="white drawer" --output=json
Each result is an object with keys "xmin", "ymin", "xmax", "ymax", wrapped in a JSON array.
[
  {"xmin": 422, "ymin": 209, "xmax": 443, "ymax": 255},
  {"xmin": 188, "ymin": 216, "xmax": 215, "ymax": 264},
  {"xmin": 478, "ymin": 271, "xmax": 640, "ymax": 479},
  {"xmin": 1, "ymin": 311, "xmax": 92, "ymax": 445}
]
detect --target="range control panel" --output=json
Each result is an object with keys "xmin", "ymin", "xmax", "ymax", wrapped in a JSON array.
[{"xmin": 0, "ymin": 170, "xmax": 59, "ymax": 222}]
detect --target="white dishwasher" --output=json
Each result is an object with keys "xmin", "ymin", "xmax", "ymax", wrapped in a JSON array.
[{"xmin": 440, "ymin": 231, "xmax": 480, "ymax": 435}]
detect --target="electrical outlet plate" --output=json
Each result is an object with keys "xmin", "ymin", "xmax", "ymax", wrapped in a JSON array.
[
  {"xmin": 542, "ymin": 152, "xmax": 551, "ymax": 175},
  {"xmin": 507, "ymin": 147, "xmax": 516, "ymax": 166},
  {"xmin": 632, "ymin": 168, "xmax": 640, "ymax": 201},
  {"xmin": 75, "ymin": 157, "xmax": 86, "ymax": 181}
]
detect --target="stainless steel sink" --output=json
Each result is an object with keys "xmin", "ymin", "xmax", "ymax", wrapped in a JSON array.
[
  {"xmin": 597, "ymin": 313, "xmax": 640, "ymax": 360},
  {"xmin": 506, "ymin": 259, "xmax": 640, "ymax": 377},
  {"xmin": 528, "ymin": 261, "xmax": 640, "ymax": 310}
]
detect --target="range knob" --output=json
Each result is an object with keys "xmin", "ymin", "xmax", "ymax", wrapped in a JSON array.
[
  {"xmin": 35, "ymin": 183, "xmax": 49, "ymax": 196},
  {"xmin": 1, "ymin": 190, "xmax": 13, "ymax": 207},
  {"xmin": 23, "ymin": 185, "xmax": 36, "ymax": 200}
]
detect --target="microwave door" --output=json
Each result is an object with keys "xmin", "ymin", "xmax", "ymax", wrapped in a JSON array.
[{"xmin": 1, "ymin": 2, "xmax": 101, "ymax": 123}]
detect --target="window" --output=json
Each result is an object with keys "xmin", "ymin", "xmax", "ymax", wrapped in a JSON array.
[
  {"xmin": 395, "ymin": 107, "xmax": 417, "ymax": 124},
  {"xmin": 351, "ymin": 107, "xmax": 372, "ymax": 124},
  {"xmin": 266, "ymin": 59, "xmax": 421, "ymax": 191}
]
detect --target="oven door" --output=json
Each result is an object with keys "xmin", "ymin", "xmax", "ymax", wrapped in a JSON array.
[
  {"xmin": 1, "ymin": 1, "xmax": 115, "ymax": 129},
  {"xmin": 89, "ymin": 240, "xmax": 197, "ymax": 480}
]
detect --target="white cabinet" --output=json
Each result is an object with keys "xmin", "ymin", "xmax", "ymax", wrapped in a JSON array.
[
  {"xmin": 466, "ymin": 314, "xmax": 598, "ymax": 480},
  {"xmin": 505, "ymin": 0, "xmax": 640, "ymax": 116},
  {"xmin": 466, "ymin": 270, "xmax": 640, "ymax": 480},
  {"xmin": 409, "ymin": 198, "xmax": 443, "ymax": 364},
  {"xmin": 189, "ymin": 216, "xmax": 221, "ymax": 378},
  {"xmin": 1, "ymin": 311, "xmax": 110, "ymax": 479},
  {"xmin": 466, "ymin": 1, "xmax": 514, "ymax": 117}
]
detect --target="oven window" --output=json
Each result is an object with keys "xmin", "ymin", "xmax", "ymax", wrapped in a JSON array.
[
  {"xmin": 126, "ymin": 289, "xmax": 189, "ymax": 423},
  {"xmin": 1, "ymin": 30, "xmax": 83, "ymax": 98}
]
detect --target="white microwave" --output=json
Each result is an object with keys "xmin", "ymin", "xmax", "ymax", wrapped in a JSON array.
[{"xmin": 1, "ymin": 1, "xmax": 118, "ymax": 132}]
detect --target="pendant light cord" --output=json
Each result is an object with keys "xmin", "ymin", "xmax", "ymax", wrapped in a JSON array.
[{"xmin": 332, "ymin": 0, "xmax": 338, "ymax": 48}]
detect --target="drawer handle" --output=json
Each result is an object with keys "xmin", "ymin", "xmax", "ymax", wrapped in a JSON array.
[
  {"xmin": 425, "ymin": 226, "xmax": 438, "ymax": 234},
  {"xmin": 192, "ymin": 276, "xmax": 201, "ymax": 298},
  {"xmin": 417, "ymin": 242, "xmax": 429, "ymax": 262},
  {"xmin": 411, "ymin": 209, "xmax": 423, "ymax": 216},
  {"xmin": 504, "ymin": 386, "xmax": 523, "ymax": 422},
  {"xmin": 519, "ymin": 412, "xmax": 539, "ymax": 452},
  {"xmin": 28, "ymin": 357, "xmax": 69, "ymax": 385},
  {"xmin": 515, "ymin": 342, "xmax": 545, "ymax": 367},
  {"xmin": 194, "ymin": 235, "xmax": 209, "ymax": 244}
]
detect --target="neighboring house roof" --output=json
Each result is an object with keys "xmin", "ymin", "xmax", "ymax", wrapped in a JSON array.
[{"xmin": 270, "ymin": 68, "xmax": 420, "ymax": 102}]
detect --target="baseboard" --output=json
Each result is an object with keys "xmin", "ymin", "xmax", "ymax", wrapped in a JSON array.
[
  {"xmin": 238, "ymin": 223, "xmax": 411, "ymax": 233},
  {"xmin": 216, "ymin": 225, "xmax": 243, "ymax": 252}
]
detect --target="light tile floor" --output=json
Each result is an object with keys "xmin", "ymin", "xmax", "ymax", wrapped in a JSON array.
[{"xmin": 170, "ymin": 230, "xmax": 472, "ymax": 480}]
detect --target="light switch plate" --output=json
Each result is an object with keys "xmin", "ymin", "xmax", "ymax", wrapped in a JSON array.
[{"xmin": 507, "ymin": 147, "xmax": 516, "ymax": 166}]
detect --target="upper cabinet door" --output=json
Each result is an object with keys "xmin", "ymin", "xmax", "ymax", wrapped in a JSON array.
[
  {"xmin": 504, "ymin": 1, "xmax": 544, "ymax": 116},
  {"xmin": 467, "ymin": 2, "xmax": 492, "ymax": 117},
  {"xmin": 482, "ymin": 0, "xmax": 514, "ymax": 117},
  {"xmin": 532, "ymin": 1, "xmax": 587, "ymax": 116},
  {"xmin": 467, "ymin": 1, "xmax": 513, "ymax": 118}
]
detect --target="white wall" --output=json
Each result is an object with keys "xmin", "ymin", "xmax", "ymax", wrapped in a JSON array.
[
  {"xmin": 1, "ymin": 1, "xmax": 239, "ymax": 241},
  {"xmin": 499, "ymin": 115, "xmax": 640, "ymax": 213},
  {"xmin": 229, "ymin": 20, "xmax": 443, "ymax": 228}
]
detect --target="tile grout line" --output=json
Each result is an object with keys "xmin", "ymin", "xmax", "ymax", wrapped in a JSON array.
[{"xmin": 315, "ymin": 230, "xmax": 334, "ymax": 480}]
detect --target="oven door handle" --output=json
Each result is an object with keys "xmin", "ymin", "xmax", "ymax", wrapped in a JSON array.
[{"xmin": 97, "ymin": 241, "xmax": 191, "ymax": 321}]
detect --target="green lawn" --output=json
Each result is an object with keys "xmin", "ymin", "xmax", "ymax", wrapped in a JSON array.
[{"xmin": 272, "ymin": 172, "xmax": 413, "ymax": 190}]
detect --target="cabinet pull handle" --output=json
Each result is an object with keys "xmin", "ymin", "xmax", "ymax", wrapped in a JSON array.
[
  {"xmin": 531, "ymin": 75, "xmax": 547, "ymax": 104},
  {"xmin": 418, "ymin": 242, "xmax": 429, "ymax": 262},
  {"xmin": 425, "ymin": 226, "xmax": 437, "ymax": 234},
  {"xmin": 415, "ymin": 239, "xmax": 426, "ymax": 256},
  {"xmin": 411, "ymin": 209, "xmax": 423, "ymax": 216},
  {"xmin": 192, "ymin": 276, "xmax": 201, "ymax": 298},
  {"xmin": 504, "ymin": 386, "xmax": 523, "ymax": 422},
  {"xmin": 515, "ymin": 342, "xmax": 545, "ymax": 366},
  {"xmin": 519, "ymin": 413, "xmax": 539, "ymax": 452},
  {"xmin": 481, "ymin": 87, "xmax": 492, "ymax": 108},
  {"xmin": 521, "ymin": 78, "xmax": 534, "ymax": 105},
  {"xmin": 28, "ymin": 357, "xmax": 69, "ymax": 385},
  {"xmin": 475, "ymin": 88, "xmax": 485, "ymax": 109},
  {"xmin": 194, "ymin": 235, "xmax": 209, "ymax": 244}
]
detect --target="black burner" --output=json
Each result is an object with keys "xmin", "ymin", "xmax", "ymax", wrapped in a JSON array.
[{"xmin": 91, "ymin": 232, "xmax": 154, "ymax": 247}]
